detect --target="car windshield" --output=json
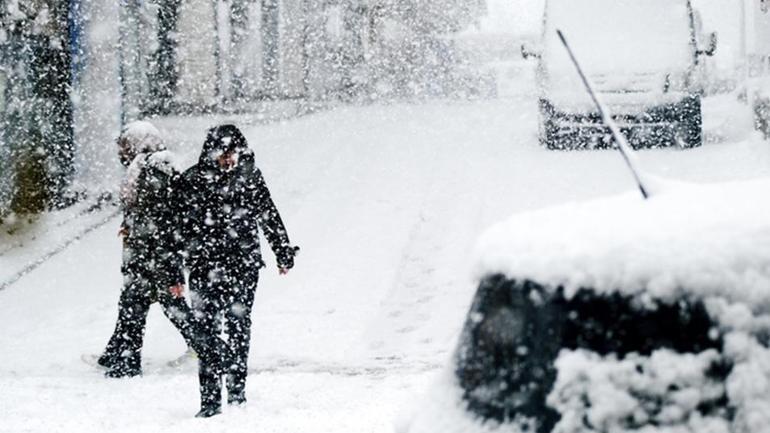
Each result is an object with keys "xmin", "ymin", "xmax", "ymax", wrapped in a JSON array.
[{"xmin": 544, "ymin": 0, "xmax": 693, "ymax": 76}]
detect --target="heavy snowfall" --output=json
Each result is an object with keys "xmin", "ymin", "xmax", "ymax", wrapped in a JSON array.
[{"xmin": 2, "ymin": 0, "xmax": 770, "ymax": 432}]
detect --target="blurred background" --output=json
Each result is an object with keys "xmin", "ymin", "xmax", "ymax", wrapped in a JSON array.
[{"xmin": 0, "ymin": 0, "xmax": 769, "ymax": 219}]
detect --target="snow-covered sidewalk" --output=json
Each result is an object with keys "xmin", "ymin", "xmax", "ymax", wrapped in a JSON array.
[
  {"xmin": 0, "ymin": 197, "xmax": 119, "ymax": 292},
  {"xmin": 1, "ymin": 95, "xmax": 769, "ymax": 433}
]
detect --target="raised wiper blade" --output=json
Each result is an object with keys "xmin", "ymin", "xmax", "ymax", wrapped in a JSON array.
[{"xmin": 556, "ymin": 29, "xmax": 651, "ymax": 200}]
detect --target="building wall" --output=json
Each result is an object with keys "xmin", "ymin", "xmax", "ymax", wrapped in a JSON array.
[
  {"xmin": 0, "ymin": 66, "xmax": 10, "ymax": 215},
  {"xmin": 71, "ymin": 0, "xmax": 122, "ymax": 195},
  {"xmin": 278, "ymin": 0, "xmax": 307, "ymax": 97},
  {"xmin": 754, "ymin": 0, "xmax": 770, "ymax": 56},
  {"xmin": 176, "ymin": 1, "xmax": 219, "ymax": 107},
  {"xmin": 174, "ymin": 0, "xmax": 313, "ymax": 103}
]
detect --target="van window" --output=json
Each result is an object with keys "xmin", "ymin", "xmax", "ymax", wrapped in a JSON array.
[{"xmin": 544, "ymin": 0, "xmax": 692, "ymax": 76}]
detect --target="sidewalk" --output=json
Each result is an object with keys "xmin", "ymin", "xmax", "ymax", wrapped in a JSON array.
[{"xmin": 0, "ymin": 195, "xmax": 120, "ymax": 291}]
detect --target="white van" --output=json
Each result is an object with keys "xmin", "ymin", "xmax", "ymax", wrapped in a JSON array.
[{"xmin": 525, "ymin": 0, "xmax": 717, "ymax": 149}]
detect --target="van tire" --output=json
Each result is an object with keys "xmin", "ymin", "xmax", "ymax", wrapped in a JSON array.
[
  {"xmin": 677, "ymin": 95, "xmax": 703, "ymax": 149},
  {"xmin": 539, "ymin": 99, "xmax": 563, "ymax": 150},
  {"xmin": 540, "ymin": 117, "xmax": 561, "ymax": 150}
]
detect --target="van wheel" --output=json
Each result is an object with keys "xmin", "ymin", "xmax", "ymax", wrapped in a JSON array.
[
  {"xmin": 539, "ymin": 99, "xmax": 563, "ymax": 150},
  {"xmin": 540, "ymin": 117, "xmax": 562, "ymax": 150},
  {"xmin": 677, "ymin": 95, "xmax": 703, "ymax": 149}
]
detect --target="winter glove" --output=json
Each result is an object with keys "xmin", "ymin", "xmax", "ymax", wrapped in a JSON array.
[{"xmin": 276, "ymin": 245, "xmax": 299, "ymax": 271}]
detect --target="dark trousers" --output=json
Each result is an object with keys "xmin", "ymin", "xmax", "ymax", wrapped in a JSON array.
[
  {"xmin": 190, "ymin": 265, "xmax": 258, "ymax": 408},
  {"xmin": 101, "ymin": 273, "xmax": 223, "ymax": 376}
]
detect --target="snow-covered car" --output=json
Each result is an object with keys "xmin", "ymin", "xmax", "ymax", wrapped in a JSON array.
[
  {"xmin": 525, "ymin": 0, "xmax": 717, "ymax": 150},
  {"xmin": 400, "ymin": 178, "xmax": 770, "ymax": 433}
]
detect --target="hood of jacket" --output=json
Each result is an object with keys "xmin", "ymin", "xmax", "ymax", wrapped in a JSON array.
[
  {"xmin": 121, "ymin": 121, "xmax": 165, "ymax": 153},
  {"xmin": 199, "ymin": 124, "xmax": 250, "ymax": 169},
  {"xmin": 119, "ymin": 121, "xmax": 165, "ymax": 166}
]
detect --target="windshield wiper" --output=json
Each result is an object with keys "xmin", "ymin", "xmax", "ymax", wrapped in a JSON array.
[{"xmin": 556, "ymin": 29, "xmax": 651, "ymax": 200}]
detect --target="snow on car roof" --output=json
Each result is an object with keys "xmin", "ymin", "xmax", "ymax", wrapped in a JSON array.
[{"xmin": 473, "ymin": 178, "xmax": 770, "ymax": 309}]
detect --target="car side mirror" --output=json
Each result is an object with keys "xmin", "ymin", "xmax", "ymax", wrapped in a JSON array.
[
  {"xmin": 521, "ymin": 43, "xmax": 542, "ymax": 60},
  {"xmin": 698, "ymin": 32, "xmax": 717, "ymax": 57}
]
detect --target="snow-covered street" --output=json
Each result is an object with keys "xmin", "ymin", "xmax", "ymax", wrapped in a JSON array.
[{"xmin": 2, "ymin": 86, "xmax": 770, "ymax": 432}]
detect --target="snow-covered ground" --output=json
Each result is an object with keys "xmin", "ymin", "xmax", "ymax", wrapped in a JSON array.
[{"xmin": 2, "ymin": 76, "xmax": 770, "ymax": 432}]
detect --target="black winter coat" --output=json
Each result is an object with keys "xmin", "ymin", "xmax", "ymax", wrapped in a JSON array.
[
  {"xmin": 177, "ymin": 139, "xmax": 295, "ymax": 274},
  {"xmin": 121, "ymin": 151, "xmax": 185, "ymax": 291}
]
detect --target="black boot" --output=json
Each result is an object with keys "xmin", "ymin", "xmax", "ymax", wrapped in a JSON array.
[
  {"xmin": 105, "ymin": 364, "xmax": 142, "ymax": 378},
  {"xmin": 227, "ymin": 393, "xmax": 246, "ymax": 406},
  {"xmin": 105, "ymin": 352, "xmax": 141, "ymax": 378},
  {"xmin": 97, "ymin": 354, "xmax": 114, "ymax": 369},
  {"xmin": 195, "ymin": 405, "xmax": 222, "ymax": 418},
  {"xmin": 226, "ymin": 374, "xmax": 246, "ymax": 406},
  {"xmin": 198, "ymin": 364, "xmax": 223, "ymax": 417}
]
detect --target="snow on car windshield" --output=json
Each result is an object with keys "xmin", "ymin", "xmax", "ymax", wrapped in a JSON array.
[{"xmin": 544, "ymin": 0, "xmax": 693, "ymax": 77}]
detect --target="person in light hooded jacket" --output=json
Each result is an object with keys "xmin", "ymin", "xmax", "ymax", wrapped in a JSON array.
[{"xmin": 94, "ymin": 121, "xmax": 225, "ymax": 378}]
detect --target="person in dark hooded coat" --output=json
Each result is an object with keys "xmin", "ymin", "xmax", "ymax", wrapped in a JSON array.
[
  {"xmin": 94, "ymin": 121, "xmax": 225, "ymax": 379},
  {"xmin": 178, "ymin": 124, "xmax": 298, "ymax": 417}
]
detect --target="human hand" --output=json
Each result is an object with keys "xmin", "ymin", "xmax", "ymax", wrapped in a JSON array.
[
  {"xmin": 277, "ymin": 246, "xmax": 299, "ymax": 274},
  {"xmin": 169, "ymin": 283, "xmax": 185, "ymax": 298}
]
